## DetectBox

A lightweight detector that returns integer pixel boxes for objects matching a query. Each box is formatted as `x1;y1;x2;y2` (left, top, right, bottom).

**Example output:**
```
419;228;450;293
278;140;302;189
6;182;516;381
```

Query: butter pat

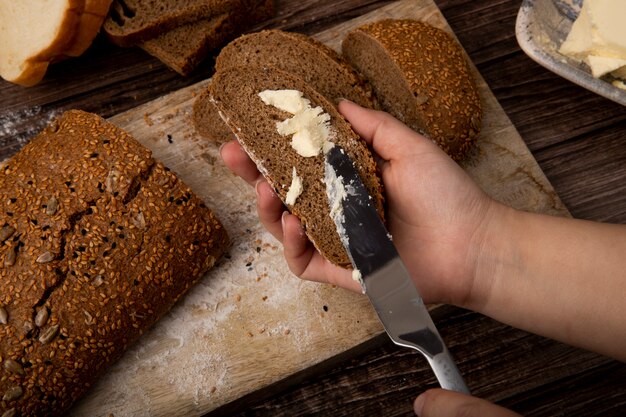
258;89;305;114
559;0;626;79
258;89;332;157
285;167;303;206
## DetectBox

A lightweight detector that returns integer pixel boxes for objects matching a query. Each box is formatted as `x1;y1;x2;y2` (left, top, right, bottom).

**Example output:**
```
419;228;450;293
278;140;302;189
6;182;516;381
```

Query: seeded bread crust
193;29;377;142
342;19;482;161
0;110;229;416
103;0;251;46
210;66;383;267
139;0;275;76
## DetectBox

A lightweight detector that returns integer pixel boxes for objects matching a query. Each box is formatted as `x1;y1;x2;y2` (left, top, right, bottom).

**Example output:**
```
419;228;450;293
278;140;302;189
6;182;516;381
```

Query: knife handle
427;349;470;394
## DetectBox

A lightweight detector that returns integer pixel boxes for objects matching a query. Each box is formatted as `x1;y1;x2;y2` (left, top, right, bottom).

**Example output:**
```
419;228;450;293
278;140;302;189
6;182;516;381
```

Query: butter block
559;0;626;80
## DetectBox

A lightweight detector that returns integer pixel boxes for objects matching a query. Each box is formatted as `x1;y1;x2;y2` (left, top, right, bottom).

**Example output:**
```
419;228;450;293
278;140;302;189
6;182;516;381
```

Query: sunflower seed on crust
45;197;59;216
0;306;7;324
3;359;24;375
36;251;54;263
38;324;59;344
35;307;49;327
4;248;16;267
2;407;17;417
0;225;15;242
2;386;22;401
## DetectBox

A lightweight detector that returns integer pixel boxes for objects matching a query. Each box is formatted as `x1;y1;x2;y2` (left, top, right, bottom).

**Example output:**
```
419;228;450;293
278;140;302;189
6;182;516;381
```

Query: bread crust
342;19;482;161
1;0;112;86
0;0;84;86
63;0;113;57
194;29;376;142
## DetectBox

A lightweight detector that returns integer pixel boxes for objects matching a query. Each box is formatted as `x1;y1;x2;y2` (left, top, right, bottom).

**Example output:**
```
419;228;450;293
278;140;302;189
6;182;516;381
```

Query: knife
324;145;469;394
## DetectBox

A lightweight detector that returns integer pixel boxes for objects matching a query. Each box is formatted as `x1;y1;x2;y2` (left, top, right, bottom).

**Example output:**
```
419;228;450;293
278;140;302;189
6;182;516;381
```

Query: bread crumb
262;296;268;301
143;113;154;126
210;386;217;394
235;294;241;302
246;331;254;337
258;328;265;334
284;329;291;335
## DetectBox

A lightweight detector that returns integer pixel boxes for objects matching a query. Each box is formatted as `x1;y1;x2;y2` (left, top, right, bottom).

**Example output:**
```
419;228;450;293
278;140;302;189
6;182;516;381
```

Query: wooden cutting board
68;1;569;416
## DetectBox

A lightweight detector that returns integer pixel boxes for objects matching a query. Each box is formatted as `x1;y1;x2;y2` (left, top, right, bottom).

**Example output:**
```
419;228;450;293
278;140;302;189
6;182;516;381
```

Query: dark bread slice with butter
210;66;384;267
342;19;482;161
193;29;376;142
104;0;247;46
139;0;275;75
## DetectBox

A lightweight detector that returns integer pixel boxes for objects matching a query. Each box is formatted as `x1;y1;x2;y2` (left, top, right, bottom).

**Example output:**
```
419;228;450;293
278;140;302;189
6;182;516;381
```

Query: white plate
516;0;626;106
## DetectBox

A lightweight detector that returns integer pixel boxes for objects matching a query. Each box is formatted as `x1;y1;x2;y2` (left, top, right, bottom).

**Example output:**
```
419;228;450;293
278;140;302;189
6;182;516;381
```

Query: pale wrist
464;201;520;313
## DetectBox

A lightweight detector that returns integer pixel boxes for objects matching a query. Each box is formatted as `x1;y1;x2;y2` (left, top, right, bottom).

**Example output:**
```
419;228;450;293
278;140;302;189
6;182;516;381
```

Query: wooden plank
62;0;570;416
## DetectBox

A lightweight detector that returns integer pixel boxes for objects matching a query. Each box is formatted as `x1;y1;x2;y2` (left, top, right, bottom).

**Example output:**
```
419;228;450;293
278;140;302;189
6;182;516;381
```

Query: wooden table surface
2;0;626;416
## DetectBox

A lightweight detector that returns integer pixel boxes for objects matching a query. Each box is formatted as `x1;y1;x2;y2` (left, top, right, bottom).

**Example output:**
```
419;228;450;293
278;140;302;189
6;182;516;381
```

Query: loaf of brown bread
139;0;275;75
0;110;228;416
342;19;482;161
193;29;377;142
210;66;383;267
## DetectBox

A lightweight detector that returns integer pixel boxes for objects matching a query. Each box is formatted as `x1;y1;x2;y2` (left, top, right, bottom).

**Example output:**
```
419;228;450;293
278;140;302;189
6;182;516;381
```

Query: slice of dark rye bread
210;66;384;268
104;0;252;46
342;19;482;162
139;0;274;76
0;110;228;415
193;29;377;142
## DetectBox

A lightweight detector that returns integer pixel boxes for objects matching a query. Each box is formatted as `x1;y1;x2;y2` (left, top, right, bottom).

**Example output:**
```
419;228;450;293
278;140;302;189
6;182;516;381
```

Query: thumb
414;389;522;417
337;99;440;162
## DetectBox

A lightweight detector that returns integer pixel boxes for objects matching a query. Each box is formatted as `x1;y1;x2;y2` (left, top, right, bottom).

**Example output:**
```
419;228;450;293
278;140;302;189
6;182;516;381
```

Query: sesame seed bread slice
0;0;84;86
210;66;384;267
139;0;275;75
103;0;248;46
0;110;228;415
342;19;482;161
193;29;377;142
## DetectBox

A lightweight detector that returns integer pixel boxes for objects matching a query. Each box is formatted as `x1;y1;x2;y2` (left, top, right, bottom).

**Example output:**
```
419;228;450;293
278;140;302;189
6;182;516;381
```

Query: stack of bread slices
0;0;113;86
103;0;275;75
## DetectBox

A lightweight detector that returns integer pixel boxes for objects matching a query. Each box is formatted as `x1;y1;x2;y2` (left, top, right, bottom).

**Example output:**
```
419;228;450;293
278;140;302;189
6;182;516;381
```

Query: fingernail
218;142;227;155
281;211;289;229
413;393;425;416
255;180;263;197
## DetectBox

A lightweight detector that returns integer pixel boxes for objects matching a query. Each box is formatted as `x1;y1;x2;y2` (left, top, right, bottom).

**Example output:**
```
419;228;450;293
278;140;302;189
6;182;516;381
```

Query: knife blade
324;144;469;393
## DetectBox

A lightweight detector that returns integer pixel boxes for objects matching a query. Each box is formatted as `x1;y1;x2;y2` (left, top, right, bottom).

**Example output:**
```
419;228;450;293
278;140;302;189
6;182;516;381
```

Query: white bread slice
0;0;84;86
63;0;112;57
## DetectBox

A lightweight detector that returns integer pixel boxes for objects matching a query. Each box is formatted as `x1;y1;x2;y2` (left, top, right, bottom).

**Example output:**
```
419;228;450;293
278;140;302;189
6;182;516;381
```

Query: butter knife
324;145;469;393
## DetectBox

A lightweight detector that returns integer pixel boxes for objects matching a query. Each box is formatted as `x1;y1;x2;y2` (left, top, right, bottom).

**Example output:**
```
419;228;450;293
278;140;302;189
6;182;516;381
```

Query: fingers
282;212;314;274
281;212;363;293
255;180;284;242
220;140;262;185
338;100;439;161
414;389;522;417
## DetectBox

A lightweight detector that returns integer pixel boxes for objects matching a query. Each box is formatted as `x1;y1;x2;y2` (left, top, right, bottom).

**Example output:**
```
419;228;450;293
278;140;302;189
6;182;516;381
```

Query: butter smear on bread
285;167;304;205
258;89;334;157
559;0;626;80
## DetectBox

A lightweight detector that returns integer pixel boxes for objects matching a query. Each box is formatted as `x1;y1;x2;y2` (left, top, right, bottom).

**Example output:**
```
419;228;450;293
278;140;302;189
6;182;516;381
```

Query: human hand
221;100;497;306
414;389;521;417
